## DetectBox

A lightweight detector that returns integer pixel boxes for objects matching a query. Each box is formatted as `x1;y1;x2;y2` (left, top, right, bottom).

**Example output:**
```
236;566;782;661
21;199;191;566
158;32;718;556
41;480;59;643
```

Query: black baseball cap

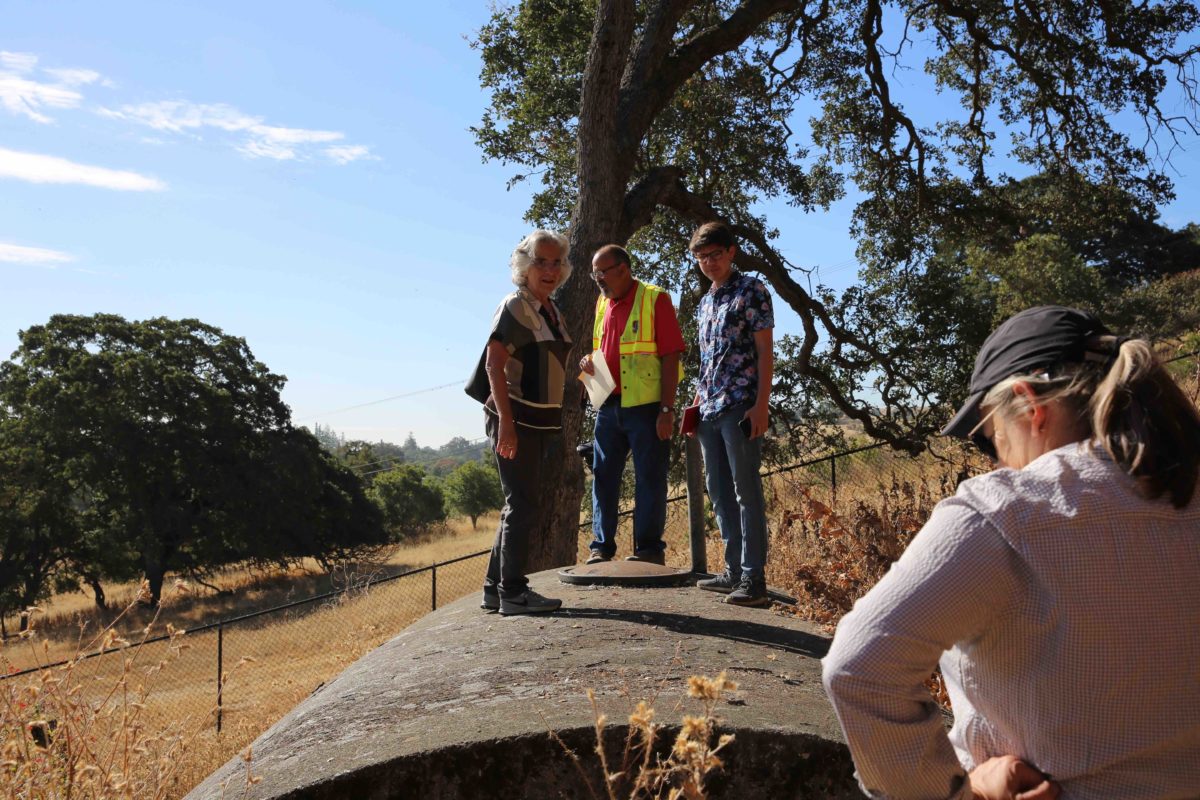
942;306;1111;444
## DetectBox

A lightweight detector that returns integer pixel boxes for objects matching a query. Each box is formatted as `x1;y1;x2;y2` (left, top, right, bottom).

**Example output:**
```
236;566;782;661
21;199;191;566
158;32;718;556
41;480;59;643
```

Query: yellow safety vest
592;282;683;408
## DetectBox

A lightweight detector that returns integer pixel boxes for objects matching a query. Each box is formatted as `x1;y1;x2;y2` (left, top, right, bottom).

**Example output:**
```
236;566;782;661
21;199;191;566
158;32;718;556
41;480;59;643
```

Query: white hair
510;229;571;290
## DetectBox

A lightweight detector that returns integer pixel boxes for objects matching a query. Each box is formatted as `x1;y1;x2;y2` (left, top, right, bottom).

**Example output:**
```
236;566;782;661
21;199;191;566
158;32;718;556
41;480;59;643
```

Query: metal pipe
686;436;707;575
216;622;224;733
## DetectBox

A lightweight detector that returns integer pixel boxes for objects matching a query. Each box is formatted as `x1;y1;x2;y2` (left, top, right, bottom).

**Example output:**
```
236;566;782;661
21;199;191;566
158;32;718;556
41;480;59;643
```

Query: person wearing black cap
822;306;1200;799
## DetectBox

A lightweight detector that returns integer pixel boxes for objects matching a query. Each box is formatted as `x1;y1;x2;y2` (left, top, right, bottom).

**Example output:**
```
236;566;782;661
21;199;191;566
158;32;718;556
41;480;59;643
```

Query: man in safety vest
579;244;685;565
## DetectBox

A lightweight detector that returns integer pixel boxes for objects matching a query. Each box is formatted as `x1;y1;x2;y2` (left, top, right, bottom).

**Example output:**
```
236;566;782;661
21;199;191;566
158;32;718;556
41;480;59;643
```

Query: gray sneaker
480;588;500;612
499;589;562;616
696;569;740;594
585;550;611;565
725;576;769;607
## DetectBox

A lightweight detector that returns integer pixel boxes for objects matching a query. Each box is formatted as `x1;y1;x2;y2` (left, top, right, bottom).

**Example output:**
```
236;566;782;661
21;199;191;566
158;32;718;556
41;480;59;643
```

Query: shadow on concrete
561;606;831;658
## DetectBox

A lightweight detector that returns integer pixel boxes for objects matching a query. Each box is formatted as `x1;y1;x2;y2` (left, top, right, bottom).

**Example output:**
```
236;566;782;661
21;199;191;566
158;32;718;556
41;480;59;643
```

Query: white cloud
0;51;38;73
0;241;74;265
0;51;108;123
43;67;103;87
101;100;367;163
325;144;375;165
0;147;166;191
0;74;84;123
1;51;371;166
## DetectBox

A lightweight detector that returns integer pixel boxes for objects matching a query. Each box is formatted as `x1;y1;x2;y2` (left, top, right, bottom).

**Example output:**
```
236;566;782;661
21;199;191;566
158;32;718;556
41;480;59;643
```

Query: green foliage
966;233;1107;323
0;419;82;622
444;460;504;528
474;0;1200;453
1109;269;1200;341
0;314;384;609
368;465;447;539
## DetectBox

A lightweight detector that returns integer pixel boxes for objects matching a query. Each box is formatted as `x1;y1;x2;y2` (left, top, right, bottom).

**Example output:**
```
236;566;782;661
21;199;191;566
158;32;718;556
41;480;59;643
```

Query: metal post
216;622;224;733
685;436;708;575
830;455;837;505
431;565;438;611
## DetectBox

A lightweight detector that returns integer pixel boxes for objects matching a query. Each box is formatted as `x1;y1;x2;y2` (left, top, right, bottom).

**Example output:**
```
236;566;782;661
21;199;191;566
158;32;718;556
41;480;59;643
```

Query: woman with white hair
823;305;1200;799
472;230;573;616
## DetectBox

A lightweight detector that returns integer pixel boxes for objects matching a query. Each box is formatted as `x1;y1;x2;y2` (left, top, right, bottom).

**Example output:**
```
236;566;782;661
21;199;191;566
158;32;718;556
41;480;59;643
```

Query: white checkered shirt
822;442;1200;799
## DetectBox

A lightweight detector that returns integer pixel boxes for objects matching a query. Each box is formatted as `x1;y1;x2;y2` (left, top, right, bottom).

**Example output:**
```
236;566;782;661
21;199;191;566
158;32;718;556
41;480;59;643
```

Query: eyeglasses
532;258;563;270
590;261;625;281
693;247;727;264
967;406;999;462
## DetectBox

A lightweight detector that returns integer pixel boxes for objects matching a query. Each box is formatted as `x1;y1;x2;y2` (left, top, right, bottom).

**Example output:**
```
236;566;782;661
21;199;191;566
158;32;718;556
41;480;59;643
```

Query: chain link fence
3;348;1194;790
1;551;489;739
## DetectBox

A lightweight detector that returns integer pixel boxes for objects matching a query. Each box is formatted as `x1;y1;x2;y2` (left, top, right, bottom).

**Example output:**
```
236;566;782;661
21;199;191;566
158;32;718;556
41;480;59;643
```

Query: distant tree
310;422;342;452
252;428;387;570
0;314;386;606
368;465;447;539
370;439;407;464
445;461;504;529
401;432;437;465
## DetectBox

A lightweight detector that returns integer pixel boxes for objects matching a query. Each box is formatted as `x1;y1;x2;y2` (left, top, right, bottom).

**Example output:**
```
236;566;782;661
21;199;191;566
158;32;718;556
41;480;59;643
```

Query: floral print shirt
696;271;773;420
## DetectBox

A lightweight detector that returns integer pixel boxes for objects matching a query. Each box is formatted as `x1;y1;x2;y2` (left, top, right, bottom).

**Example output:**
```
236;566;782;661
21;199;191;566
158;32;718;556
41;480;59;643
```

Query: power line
295;381;461;422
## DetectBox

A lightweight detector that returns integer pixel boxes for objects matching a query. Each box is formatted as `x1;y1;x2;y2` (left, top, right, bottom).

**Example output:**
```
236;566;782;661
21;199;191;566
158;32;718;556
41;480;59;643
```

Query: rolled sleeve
822;499;1022;799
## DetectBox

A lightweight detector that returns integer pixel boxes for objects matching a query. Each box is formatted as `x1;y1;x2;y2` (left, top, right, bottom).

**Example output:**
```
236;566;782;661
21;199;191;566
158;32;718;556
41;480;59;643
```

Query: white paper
580;349;616;408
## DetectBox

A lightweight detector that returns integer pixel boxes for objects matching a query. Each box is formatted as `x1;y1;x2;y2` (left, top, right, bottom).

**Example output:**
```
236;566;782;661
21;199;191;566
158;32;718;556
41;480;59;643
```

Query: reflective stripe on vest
592;282;680;407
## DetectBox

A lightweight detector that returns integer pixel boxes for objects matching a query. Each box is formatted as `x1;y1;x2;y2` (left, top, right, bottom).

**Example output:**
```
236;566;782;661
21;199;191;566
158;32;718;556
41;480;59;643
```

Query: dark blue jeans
696;401;767;580
589;398;669;557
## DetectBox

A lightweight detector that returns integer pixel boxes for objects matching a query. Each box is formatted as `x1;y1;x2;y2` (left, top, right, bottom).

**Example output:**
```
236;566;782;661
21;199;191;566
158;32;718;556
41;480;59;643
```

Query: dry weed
554;672;738;800
0;582;261;799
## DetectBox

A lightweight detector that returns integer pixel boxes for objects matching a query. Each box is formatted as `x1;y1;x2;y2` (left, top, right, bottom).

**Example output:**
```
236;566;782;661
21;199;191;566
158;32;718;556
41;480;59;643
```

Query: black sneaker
725;576;769;607
696;570;740;594
585;550;611;565
480;588;500;612
499;589;563;616
624;550;665;566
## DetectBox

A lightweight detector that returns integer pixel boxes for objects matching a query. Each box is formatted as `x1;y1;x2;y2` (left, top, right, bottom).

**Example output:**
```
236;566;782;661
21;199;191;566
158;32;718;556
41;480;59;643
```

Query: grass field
3;354;1195;798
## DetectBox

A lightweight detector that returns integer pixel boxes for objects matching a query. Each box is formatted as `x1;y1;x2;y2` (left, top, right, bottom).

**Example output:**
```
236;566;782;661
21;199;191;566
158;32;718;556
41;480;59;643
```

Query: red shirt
598;282;686;395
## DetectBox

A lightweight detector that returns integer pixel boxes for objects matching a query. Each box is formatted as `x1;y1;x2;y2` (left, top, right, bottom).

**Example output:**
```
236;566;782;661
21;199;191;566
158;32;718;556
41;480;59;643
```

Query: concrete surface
186;569;861;799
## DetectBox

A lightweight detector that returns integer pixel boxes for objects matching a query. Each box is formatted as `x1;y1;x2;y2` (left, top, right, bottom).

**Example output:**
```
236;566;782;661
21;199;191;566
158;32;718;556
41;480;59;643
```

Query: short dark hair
690;221;737;251
594;243;631;268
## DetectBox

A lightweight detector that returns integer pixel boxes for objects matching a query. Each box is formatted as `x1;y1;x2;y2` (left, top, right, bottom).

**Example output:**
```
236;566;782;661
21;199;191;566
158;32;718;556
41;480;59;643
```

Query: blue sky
3;2;1199;448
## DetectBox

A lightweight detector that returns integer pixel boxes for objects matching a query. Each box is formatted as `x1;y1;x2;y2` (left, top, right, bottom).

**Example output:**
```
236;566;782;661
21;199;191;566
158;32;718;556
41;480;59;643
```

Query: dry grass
3;513;497;664
1;515;498;799
0;585;261;799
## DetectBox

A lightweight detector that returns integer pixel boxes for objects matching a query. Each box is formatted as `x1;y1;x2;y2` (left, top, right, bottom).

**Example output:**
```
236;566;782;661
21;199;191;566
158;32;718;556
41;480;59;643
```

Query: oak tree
473;0;1199;570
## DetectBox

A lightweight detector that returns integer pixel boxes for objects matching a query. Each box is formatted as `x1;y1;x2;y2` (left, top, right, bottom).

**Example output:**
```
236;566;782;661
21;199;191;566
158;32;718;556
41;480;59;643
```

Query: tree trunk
88;576;107;610
144;562;165;607
525;0;637;574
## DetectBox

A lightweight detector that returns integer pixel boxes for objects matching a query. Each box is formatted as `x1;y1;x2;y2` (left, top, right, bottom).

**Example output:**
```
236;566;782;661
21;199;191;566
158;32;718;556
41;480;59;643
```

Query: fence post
431;565;438;611
830;454;837;505
685;436;708;575
216;621;224;734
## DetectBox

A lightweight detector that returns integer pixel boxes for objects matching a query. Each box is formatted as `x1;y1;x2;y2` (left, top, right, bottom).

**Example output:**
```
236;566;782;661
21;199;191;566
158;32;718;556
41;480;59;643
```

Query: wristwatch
660;405;673;414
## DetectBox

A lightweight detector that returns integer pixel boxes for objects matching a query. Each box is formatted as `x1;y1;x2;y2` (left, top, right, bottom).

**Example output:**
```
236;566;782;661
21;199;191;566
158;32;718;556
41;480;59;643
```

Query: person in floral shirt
687;221;774;607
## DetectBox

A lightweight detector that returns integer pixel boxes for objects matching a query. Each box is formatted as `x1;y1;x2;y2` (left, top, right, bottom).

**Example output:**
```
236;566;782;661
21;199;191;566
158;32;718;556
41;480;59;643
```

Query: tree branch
656;175;926;452
618;0;801;154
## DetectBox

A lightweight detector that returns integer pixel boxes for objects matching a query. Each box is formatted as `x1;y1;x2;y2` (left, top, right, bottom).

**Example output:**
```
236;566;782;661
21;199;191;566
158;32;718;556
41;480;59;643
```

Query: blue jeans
589;398;669;557
696;401;767;580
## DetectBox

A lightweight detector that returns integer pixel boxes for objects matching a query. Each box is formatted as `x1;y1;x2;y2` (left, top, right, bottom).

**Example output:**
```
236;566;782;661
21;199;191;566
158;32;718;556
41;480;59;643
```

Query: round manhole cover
557;560;695;587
